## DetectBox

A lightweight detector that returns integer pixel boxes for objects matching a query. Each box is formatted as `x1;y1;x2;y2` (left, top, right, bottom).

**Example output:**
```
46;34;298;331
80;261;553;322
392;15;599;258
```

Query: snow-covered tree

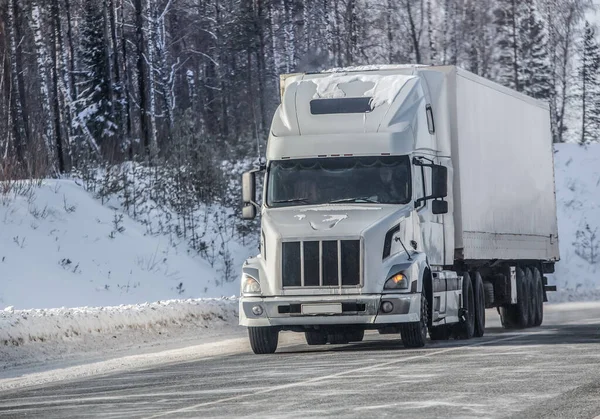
76;2;116;153
578;21;600;144
518;0;552;100
493;0;521;90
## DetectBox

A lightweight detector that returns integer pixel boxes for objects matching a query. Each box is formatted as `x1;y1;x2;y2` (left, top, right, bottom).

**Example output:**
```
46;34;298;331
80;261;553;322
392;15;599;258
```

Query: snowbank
550;143;600;302
0;179;254;310
0;297;237;347
0;298;240;373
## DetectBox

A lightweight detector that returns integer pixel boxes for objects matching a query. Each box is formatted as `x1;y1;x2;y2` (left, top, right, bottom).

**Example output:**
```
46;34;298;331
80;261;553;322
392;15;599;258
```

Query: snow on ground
0;298;242;382
0;179;254;310
549;143;600;302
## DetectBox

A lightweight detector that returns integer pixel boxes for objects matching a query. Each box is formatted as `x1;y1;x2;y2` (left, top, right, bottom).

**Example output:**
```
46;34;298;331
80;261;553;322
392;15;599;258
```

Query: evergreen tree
579;21;600;144
519;0;552;100
493;0;520;90
76;2;115;153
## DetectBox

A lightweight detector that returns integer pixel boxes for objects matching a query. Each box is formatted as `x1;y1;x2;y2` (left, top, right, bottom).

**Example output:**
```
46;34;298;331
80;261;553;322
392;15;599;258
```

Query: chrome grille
282;240;361;287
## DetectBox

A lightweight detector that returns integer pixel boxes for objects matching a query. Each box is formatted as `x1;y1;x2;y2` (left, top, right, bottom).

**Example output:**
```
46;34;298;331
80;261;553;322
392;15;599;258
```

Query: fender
382;251;429;294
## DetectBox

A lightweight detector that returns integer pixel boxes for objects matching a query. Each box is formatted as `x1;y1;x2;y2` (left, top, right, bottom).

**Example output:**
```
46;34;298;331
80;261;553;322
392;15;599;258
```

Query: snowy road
1;304;600;418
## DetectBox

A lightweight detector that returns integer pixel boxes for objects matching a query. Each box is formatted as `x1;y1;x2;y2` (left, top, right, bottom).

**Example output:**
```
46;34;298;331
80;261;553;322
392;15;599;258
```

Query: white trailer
240;65;559;354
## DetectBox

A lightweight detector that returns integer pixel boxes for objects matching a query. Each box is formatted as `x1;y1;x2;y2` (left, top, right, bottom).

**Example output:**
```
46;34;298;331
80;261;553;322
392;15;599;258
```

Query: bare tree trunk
31;3;56;169
406;0;422;63
119;0;133;159
146;0;158;155
51;0;66;173
303;0;310;56
64;0;77;101
345;0;356;65
283;0;295;72
510;0;519;91
386;0;394;64
7;0;30;165
134;0;151;157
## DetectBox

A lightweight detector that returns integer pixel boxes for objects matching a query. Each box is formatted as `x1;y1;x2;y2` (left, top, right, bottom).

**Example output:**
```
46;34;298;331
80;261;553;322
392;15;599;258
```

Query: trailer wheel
499;305;519;329
248;326;279;354
305;330;328;345
526;268;536;327
472;272;486;337
401;294;428;348
532;268;544;327
429;325;451;340
515;267;530;328
454;272;475;339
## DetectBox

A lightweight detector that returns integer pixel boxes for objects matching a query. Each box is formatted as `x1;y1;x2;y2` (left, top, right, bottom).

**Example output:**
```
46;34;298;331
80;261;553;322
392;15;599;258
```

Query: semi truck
239;65;559;354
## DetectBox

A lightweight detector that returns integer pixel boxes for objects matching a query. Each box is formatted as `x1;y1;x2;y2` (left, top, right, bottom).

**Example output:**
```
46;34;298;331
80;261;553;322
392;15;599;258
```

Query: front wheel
401;294;428;348
248;326;279;354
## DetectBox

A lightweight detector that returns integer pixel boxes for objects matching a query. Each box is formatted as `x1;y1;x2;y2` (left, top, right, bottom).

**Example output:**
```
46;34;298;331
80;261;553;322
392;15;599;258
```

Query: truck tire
454;272;475;339
499;305;519;329
526;268;536;327
472;272;486;337
429;325;451;340
346;329;365;342
515;267;530;328
401;294;428;348
305;330;328;345
483;281;495;307
248;326;279;354
532;267;544;327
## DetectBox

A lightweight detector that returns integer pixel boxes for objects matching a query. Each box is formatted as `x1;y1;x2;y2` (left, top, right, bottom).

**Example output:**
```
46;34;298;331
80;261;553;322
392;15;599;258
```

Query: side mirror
432;200;448;215
242;172;256;204
431;165;447;199
242;205;257;220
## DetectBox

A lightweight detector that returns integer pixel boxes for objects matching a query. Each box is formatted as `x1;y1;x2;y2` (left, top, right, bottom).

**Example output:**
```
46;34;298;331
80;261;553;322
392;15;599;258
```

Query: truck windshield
267;155;411;207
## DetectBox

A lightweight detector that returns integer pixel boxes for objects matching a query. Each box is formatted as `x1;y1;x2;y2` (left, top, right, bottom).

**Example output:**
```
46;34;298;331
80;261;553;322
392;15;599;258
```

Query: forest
0;0;598;184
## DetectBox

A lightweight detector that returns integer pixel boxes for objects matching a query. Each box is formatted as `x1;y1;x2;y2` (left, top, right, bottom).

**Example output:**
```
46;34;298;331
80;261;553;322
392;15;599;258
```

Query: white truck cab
240;65;559;354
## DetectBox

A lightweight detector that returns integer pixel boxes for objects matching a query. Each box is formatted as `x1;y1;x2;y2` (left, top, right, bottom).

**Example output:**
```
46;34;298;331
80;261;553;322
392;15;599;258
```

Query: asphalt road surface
1;304;600;419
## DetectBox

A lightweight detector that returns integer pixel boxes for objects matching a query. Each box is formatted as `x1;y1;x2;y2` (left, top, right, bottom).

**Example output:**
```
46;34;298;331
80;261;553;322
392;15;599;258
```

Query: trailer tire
532;268;544;327
454;272;475;339
515;267;530;328
472;272;486;337
499;305;519;329
429;325;451;340
401;294;428;348
248;327;279;354
305;330;328;345
526;268;536;327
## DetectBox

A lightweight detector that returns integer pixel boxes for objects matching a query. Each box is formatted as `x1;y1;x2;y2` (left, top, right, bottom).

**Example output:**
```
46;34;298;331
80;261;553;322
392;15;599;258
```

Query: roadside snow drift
0;298;237;348
0;179;253;310
551;143;600;301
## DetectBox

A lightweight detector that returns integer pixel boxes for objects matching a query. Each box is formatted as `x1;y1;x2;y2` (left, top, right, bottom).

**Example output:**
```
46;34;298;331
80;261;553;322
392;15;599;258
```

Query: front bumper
239;293;421;327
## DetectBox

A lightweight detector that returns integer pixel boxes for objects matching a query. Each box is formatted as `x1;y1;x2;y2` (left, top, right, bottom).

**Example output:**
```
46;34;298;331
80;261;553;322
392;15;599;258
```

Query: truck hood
263;204;410;239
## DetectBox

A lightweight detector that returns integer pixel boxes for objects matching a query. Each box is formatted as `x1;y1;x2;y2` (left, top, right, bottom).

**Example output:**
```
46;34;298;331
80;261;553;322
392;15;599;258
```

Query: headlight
384;273;409;290
242;274;261;294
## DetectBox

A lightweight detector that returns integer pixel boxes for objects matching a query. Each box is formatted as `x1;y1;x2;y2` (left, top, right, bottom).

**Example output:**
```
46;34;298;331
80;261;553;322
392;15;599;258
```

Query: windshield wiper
272;198;310;204
328;197;379;204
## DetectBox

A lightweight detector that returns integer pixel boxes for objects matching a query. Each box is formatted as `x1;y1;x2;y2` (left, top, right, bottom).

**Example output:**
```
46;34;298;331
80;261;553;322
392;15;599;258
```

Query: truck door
413;158;445;266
